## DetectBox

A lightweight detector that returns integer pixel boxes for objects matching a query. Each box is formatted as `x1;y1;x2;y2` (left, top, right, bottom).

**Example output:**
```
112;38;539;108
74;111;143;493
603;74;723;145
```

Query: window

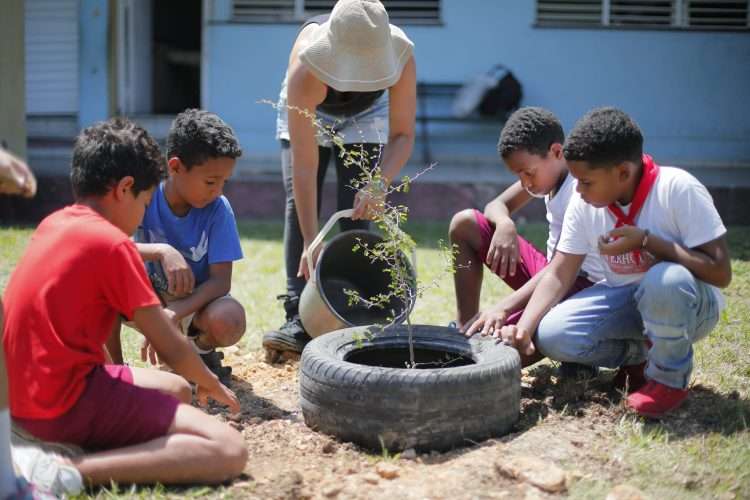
233;0;441;24
536;0;749;29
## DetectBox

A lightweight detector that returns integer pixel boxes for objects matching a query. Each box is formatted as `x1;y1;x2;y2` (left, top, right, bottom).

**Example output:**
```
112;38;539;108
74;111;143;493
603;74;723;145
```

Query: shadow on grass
643;383;750;438
514;363;750;440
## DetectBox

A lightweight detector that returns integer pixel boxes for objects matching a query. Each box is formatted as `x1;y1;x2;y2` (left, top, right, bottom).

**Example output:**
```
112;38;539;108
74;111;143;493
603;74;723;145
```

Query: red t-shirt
2;204;160;419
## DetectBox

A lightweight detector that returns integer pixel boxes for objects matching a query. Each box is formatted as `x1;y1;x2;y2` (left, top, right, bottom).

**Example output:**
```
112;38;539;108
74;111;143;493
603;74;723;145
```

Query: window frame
231;0;442;25
535;0;750;31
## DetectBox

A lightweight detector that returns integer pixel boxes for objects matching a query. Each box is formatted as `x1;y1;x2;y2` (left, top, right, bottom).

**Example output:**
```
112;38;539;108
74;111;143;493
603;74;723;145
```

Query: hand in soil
197;380;241;413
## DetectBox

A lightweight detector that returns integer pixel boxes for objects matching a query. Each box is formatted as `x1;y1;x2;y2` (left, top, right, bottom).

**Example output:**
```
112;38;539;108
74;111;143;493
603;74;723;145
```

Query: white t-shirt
545;173;605;283
557;166;726;303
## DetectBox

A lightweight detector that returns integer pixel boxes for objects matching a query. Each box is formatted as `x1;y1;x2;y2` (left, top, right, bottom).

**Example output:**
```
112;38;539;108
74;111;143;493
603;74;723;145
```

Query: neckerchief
607;154;659;264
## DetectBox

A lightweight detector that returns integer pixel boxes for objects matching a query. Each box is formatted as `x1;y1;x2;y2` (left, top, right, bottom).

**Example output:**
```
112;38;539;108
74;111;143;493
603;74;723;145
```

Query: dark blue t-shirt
136;183;243;286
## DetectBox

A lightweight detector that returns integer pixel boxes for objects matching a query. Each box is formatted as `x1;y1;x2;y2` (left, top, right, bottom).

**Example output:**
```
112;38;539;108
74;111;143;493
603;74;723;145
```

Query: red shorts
15;365;180;450
473;209;593;324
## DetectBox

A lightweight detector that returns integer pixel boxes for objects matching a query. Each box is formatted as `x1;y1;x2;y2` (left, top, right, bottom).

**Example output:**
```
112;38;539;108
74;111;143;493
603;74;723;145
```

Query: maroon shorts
15;365;180;450
473;209;593;324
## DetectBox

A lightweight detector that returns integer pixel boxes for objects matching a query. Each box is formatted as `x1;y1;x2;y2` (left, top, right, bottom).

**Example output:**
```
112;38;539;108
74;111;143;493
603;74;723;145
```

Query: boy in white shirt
451;107;604;370
499;107;731;417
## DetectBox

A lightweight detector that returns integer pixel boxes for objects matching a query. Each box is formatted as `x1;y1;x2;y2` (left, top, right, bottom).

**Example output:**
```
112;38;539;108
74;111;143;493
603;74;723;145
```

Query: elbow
715;267;732;289
217;282;232;297
389;131;415;147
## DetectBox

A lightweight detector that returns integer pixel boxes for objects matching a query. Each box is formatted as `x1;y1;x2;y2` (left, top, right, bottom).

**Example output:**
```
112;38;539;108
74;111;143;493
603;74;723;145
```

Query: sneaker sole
262;334;305;354
11;425;84;458
629;399;686;418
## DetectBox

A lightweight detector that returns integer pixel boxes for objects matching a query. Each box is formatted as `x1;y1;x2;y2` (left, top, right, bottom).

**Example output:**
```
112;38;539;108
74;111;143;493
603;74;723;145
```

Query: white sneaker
10;428;83;498
7;477;58;500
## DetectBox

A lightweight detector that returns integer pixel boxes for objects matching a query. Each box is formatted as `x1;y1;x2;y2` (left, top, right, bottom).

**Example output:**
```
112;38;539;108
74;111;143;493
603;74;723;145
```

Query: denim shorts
275;74;390;146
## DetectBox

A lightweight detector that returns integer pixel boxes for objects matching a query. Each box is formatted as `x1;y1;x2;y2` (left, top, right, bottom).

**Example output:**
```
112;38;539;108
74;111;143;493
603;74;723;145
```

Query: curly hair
166;109;243;169
563;107;643;168
497;107;565;159
70;118;164;199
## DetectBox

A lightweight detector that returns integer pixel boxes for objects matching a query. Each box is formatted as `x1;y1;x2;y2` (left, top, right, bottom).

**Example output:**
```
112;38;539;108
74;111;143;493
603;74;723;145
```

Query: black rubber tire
299;325;521;451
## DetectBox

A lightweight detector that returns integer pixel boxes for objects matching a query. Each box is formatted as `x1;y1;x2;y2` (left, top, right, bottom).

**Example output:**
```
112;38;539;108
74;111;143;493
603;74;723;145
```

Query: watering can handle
306;208;354;284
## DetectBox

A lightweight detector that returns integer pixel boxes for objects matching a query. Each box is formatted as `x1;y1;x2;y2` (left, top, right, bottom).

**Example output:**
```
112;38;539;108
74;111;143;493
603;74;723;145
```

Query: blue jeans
535;262;720;389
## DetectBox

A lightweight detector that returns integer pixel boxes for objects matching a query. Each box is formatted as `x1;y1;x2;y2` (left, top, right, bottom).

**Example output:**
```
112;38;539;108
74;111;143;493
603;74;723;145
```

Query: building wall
0;0;26;158
204;0;750;167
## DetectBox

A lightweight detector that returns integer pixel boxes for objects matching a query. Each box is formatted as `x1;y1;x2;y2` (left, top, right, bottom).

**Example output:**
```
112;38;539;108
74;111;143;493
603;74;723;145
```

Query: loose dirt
194;349;640;499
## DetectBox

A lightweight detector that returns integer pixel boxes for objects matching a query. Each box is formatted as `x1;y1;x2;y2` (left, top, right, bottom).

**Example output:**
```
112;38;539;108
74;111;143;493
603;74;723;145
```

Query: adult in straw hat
263;0;416;358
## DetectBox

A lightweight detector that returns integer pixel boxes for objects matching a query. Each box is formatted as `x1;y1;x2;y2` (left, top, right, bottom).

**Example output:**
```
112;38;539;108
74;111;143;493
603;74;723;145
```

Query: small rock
248;417;263;425
605;484;645;500
375;462;400;480
322;484;343;497
495;455;567;493
322;441;337;454
362;473;380;484
400;448;417;460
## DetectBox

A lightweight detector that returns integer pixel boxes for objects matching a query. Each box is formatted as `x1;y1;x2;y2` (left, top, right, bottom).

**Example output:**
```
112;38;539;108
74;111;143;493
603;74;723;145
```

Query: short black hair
497;107;565;159
70;118;164;199
166;109;242;169
564;107;643;168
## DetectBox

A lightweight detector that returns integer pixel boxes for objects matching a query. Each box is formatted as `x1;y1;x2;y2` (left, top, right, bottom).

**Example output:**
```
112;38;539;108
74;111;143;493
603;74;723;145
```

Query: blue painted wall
78;0;109;129
205;1;750;166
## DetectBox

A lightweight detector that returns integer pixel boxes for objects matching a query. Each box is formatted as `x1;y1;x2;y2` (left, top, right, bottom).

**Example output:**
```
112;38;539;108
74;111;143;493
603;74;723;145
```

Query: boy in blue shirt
114;109;245;384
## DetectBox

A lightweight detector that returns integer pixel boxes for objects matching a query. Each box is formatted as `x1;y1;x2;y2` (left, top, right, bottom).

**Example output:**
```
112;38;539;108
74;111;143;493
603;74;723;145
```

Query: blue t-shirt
136;183;243;286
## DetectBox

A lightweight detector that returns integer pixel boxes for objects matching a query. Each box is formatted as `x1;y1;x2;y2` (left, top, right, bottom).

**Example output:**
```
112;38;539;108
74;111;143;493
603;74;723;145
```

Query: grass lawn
1;221;748;499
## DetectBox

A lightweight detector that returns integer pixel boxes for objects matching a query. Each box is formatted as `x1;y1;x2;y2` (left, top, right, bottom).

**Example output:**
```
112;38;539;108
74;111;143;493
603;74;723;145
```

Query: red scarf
607;154;659;264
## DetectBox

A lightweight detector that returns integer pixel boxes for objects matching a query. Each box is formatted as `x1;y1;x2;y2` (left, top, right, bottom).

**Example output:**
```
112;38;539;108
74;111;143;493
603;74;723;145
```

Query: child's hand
197;379;241;414
140;338;160;365
486;221;518;278
158;244;195;297
463;303;510;338
598;225;647;256
496;325;535;356
0;148;36;197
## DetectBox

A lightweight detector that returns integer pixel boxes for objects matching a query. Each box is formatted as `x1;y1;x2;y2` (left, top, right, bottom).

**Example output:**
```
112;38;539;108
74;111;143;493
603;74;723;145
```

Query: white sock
0;410;18;498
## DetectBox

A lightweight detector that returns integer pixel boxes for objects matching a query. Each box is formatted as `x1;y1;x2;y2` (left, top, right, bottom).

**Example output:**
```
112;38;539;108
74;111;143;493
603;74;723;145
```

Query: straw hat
298;0;414;93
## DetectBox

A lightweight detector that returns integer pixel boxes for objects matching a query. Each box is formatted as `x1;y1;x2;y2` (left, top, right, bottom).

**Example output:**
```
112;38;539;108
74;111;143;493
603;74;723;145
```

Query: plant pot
299;325;521;452
299;210;416;338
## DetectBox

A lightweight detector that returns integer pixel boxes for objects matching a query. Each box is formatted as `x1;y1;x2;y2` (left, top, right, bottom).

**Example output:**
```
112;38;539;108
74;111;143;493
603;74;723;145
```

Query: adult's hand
351;180;386;220
297;243;323;281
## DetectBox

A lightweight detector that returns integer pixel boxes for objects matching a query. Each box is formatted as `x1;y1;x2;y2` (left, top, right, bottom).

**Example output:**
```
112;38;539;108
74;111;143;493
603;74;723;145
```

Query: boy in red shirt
3;119;247;496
